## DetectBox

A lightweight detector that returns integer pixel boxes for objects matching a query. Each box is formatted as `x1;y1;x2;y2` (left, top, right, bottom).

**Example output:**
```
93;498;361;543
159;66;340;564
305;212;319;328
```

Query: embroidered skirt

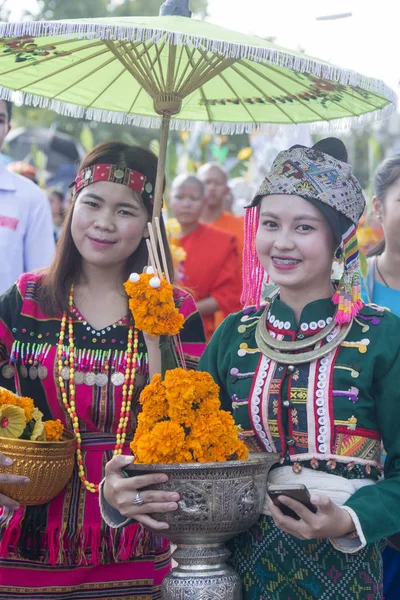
228;516;383;600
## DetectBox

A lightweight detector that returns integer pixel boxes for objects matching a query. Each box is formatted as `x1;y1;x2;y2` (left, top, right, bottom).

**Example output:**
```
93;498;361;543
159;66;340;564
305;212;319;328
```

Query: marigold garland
124;273;184;337
131;368;248;464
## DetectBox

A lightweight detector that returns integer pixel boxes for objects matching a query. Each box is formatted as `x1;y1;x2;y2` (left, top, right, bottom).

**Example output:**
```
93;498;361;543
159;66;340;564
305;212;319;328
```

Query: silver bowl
126;452;278;599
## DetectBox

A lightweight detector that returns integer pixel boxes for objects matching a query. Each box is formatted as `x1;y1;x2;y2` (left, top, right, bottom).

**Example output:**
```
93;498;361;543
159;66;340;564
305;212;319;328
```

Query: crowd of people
0;96;399;600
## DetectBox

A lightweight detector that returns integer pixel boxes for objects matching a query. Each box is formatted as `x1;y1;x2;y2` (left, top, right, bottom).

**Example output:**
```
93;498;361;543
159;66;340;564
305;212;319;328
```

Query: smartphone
267;484;317;520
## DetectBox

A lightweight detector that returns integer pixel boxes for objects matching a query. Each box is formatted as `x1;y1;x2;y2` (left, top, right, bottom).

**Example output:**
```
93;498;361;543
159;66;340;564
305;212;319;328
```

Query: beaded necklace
58;286;139;493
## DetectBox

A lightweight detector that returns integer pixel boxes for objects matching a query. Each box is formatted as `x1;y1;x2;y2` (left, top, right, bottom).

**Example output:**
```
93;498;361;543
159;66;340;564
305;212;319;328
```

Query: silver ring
133;492;144;506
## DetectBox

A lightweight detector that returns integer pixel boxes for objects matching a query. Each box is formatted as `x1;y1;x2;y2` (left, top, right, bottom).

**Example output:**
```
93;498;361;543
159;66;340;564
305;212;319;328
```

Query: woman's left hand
268;494;355;540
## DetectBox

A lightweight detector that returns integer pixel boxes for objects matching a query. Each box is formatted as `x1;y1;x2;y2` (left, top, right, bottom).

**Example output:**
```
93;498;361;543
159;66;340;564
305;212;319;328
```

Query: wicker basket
0;430;76;505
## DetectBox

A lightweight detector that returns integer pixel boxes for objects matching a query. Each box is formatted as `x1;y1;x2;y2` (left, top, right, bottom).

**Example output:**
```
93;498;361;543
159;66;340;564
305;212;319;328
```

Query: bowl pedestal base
162;544;241;599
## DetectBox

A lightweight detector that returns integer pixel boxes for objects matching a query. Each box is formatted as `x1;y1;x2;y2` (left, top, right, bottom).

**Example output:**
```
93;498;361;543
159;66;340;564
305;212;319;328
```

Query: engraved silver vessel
126;452;278;599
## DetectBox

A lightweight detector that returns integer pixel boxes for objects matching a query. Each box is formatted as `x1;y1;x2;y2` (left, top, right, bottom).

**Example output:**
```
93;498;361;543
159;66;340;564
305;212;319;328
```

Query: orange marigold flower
133;421;187;464
124;273;184;336
130;369;248;464
0;388;34;422
44;419;64;441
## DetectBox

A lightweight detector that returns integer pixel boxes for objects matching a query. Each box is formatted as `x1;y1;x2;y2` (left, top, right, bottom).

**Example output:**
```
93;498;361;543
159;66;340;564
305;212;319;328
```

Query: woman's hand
103;455;179;532
268;494;355;540
0;453;30;511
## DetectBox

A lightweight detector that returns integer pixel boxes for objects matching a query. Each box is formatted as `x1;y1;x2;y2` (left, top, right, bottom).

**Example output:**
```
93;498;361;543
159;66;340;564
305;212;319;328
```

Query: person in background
47;188;65;242
169;173;241;341
0;100;55;293
361;156;400;600
197;162;244;260
363;156;400;311
7;161;38;184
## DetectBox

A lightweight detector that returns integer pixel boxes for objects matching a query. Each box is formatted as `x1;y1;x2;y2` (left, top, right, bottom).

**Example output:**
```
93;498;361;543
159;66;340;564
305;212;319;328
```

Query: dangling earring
334;247;342;261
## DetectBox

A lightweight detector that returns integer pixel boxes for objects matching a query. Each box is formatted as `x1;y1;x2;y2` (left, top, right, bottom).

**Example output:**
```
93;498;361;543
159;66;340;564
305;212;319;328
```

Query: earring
334;247;342;261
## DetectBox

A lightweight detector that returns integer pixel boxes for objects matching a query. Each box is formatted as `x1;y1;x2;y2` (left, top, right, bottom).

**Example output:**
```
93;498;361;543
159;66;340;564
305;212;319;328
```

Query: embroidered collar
267;297;336;336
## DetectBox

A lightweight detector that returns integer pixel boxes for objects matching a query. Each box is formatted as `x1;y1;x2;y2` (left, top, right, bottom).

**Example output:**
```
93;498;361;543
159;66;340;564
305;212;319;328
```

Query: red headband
74;164;154;203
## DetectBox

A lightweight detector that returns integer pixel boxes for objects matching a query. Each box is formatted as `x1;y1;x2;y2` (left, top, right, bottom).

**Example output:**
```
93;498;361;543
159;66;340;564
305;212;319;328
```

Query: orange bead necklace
58;286;139;493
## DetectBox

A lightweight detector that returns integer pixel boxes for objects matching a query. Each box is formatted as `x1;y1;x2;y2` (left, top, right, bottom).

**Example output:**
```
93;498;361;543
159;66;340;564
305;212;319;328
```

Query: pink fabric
0;273;205;596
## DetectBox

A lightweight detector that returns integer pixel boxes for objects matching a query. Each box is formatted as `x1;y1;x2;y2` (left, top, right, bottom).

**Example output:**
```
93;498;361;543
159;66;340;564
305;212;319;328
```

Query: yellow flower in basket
0;388;76;506
0;405;26;438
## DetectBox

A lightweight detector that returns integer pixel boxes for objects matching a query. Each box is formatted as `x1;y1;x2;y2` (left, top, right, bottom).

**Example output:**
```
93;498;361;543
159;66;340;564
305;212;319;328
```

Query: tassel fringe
333;226;364;323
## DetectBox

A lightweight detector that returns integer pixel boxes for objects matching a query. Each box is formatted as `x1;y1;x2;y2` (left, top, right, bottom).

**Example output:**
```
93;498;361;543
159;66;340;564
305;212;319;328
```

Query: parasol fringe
0;19;396;105
0;83;395;134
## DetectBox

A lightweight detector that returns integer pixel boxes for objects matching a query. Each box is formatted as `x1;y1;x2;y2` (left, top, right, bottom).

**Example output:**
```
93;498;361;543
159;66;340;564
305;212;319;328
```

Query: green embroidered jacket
198;297;400;544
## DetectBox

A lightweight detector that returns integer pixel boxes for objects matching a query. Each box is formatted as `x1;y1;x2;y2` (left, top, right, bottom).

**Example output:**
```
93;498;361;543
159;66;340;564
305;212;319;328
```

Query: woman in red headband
0;141;206;599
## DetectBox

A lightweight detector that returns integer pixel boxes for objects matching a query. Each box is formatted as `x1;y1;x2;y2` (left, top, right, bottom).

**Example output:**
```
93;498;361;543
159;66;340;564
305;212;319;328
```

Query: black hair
368;156;400;257
3;100;12;123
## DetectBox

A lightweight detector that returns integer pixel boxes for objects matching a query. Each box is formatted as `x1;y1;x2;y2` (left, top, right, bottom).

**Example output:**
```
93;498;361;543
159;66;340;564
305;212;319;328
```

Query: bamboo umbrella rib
199;85;213;122
153;43;167;92
229;64;297;125
166;44;176;92
123;41;165;96
104;40;158;95
0;39;104;77
81;65;127;109
126;39;164;92
143;38;169;91
127;84;146;113
126;51;166;113
124;39;169;94
174;45;198;92
258;60;371;116
14;47;112;93
217;71;257;123
241;60;365;119
183;55;238;98
329;83;385;111
238;60;335;122
183;46;212;121
179;46;237;96
172;44;186;90
118;40;159;91
178;48;223;94
126;44;168;113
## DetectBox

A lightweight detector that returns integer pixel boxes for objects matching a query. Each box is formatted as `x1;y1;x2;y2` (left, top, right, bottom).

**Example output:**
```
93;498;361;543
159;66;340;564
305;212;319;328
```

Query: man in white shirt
0;100;55;294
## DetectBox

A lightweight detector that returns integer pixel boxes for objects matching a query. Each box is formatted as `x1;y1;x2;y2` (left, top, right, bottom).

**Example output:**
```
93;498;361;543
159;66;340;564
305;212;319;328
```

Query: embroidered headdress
243;138;366;323
73;163;155;205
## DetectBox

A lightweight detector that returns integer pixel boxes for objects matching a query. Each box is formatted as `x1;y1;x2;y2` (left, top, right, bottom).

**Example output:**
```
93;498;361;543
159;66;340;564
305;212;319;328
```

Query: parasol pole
152;40;180;223
152;1;192;221
152;113;172;222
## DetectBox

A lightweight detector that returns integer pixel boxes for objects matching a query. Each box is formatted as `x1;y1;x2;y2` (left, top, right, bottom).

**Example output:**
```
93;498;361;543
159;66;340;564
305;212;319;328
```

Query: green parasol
0;0;396;218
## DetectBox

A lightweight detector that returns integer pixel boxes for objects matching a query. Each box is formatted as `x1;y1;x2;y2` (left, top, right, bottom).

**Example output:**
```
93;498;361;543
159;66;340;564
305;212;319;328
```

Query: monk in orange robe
197;162;244;260
197;162;244;327
169;174;241;341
